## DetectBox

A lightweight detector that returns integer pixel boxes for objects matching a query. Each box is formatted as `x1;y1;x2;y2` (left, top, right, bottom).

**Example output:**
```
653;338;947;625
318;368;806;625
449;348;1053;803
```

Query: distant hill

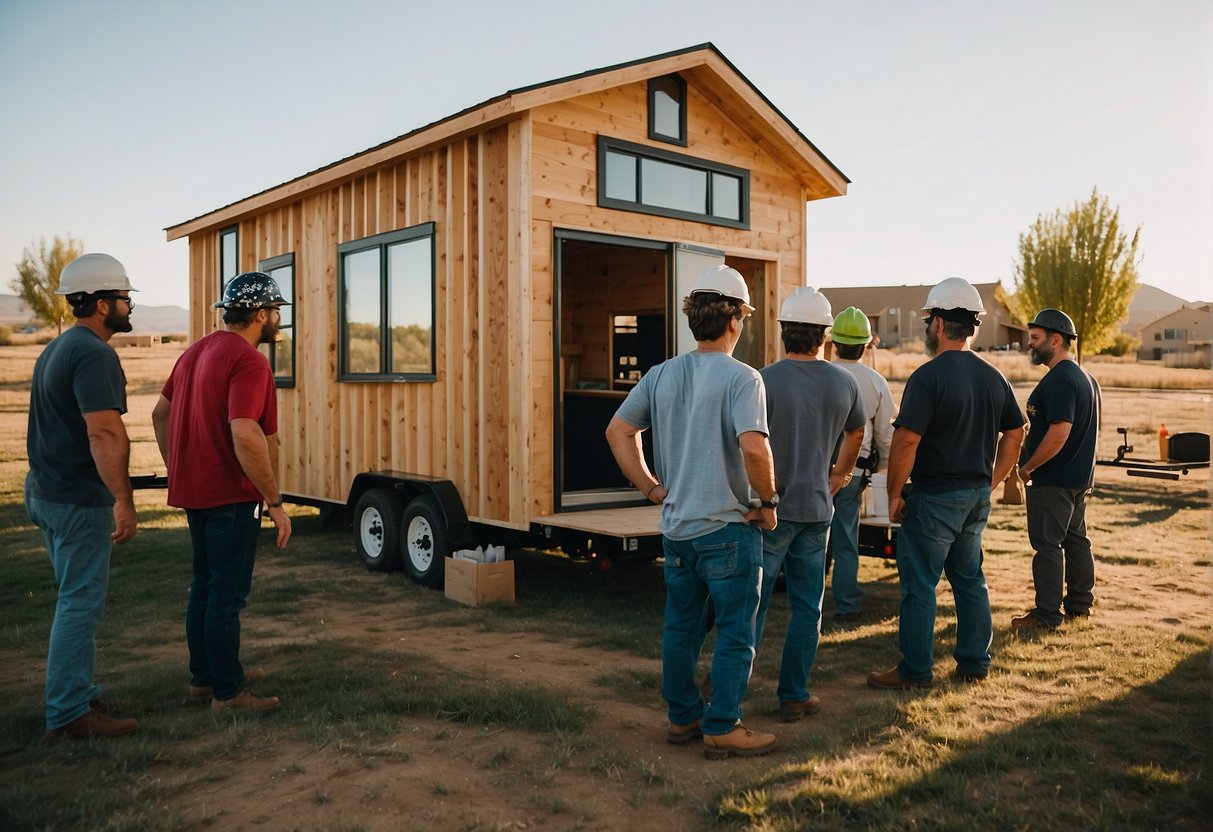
0;293;188;334
1125;284;1189;333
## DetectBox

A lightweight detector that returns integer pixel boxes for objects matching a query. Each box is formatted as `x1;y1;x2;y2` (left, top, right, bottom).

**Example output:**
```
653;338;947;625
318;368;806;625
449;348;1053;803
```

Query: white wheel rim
407;515;434;571
360;508;385;558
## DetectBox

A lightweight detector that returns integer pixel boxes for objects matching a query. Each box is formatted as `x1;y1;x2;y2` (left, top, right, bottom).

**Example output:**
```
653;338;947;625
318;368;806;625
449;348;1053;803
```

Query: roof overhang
166;43;848;241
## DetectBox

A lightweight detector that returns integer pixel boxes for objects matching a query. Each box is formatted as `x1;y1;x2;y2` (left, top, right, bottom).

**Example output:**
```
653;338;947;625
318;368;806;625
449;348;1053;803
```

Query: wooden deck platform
530;505;662;538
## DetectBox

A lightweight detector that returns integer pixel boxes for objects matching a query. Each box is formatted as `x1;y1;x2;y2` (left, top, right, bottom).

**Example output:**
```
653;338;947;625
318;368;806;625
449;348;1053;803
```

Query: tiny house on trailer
165;44;849;586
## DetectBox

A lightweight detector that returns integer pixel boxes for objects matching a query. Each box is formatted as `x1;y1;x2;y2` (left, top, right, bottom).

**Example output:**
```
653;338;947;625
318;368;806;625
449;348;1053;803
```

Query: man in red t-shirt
152;272;292;714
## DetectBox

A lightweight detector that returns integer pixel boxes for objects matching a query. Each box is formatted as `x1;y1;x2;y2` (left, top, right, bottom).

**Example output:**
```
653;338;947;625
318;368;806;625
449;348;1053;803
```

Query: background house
819;282;1024;351
1137;303;1212;366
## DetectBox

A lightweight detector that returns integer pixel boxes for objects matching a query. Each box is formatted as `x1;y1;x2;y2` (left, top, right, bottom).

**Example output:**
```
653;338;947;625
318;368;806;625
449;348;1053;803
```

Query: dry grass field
0;341;1209;831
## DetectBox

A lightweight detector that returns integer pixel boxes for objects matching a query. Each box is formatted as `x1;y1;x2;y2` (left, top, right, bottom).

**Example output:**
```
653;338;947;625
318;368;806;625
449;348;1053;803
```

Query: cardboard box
444;557;515;607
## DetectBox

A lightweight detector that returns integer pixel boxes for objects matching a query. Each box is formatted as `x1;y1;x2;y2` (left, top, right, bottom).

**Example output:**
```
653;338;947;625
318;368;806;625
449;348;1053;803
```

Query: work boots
43;710;139;742
702;723;777;760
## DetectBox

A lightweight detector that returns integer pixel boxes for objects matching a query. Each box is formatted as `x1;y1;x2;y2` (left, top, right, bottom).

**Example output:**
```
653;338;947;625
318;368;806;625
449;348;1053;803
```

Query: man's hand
744;505;777;530
266;504;292;548
111;498;137;544
889;494;907;524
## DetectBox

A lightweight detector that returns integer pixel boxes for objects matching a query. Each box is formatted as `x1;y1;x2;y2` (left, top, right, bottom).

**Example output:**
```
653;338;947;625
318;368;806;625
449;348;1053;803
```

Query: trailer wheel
402;495;448;588
354;489;403;571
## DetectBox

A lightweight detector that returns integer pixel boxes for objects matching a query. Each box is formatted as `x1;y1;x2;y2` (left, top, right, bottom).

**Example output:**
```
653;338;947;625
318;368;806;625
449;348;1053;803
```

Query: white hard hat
57;253;138;295
690;265;755;314
778;286;833;325
921;277;984;314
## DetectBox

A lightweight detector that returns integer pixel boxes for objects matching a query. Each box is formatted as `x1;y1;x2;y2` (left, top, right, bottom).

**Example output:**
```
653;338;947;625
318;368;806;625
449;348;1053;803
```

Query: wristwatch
748;493;780;509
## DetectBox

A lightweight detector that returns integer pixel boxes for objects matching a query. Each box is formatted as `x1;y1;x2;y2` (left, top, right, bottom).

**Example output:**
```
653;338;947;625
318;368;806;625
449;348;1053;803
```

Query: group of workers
606;267;1100;759
25;253;1099;757
26;254;291;740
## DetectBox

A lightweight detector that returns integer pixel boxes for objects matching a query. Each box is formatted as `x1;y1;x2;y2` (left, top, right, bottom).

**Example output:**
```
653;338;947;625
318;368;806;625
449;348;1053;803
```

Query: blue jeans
896;487;993;682
185;503;261;699
829;476;865;615
25;490;113;730
662;523;762;736
755;520;830;704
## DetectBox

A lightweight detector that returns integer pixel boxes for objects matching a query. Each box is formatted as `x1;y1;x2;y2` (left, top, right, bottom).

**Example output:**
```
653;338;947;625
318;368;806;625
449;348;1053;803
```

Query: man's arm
886;425;921;523
151;394;171;467
230;418;291;548
1017;421;1070;482
605;415;664;503
830;427;864;495
738;430;777;530
83;409;136;544
994;425;1027;487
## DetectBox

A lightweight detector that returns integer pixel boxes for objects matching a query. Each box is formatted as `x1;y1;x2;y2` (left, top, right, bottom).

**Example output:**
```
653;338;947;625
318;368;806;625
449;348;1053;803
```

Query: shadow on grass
719;649;1212;831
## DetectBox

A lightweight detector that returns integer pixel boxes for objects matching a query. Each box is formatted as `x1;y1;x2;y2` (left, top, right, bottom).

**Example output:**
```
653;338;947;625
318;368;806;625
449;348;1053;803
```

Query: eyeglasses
107;295;135;310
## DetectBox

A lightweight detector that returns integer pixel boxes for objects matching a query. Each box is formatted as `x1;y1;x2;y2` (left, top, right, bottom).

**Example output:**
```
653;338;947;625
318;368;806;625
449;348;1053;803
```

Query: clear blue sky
2;0;1209;308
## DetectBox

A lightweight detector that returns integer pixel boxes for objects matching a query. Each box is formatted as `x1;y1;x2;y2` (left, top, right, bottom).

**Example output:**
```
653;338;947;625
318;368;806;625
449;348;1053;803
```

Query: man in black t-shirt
867;278;1025;690
1011;309;1101;630
26;253;141;741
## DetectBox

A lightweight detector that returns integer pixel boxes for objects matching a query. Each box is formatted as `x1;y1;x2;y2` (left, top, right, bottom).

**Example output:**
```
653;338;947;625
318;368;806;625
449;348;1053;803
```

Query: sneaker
185;667;268;705
867;667;931;690
779;696;822;722
1011;611;1058;631
43;710;139;742
211;690;281;714
703;724;777;760
833;611;862;623
666;718;703;745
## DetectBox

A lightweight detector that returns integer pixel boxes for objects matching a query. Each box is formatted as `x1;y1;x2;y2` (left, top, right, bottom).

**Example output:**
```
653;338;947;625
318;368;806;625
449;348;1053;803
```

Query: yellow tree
11;235;85;334
1013;188;1140;362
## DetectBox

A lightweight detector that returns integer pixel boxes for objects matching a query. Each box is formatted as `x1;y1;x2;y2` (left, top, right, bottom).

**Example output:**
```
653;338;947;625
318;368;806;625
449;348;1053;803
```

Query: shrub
1098;331;1140;358
0;325;11;346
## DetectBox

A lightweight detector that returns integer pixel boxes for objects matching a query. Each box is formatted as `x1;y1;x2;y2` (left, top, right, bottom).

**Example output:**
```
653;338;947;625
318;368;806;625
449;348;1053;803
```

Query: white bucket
865;472;889;520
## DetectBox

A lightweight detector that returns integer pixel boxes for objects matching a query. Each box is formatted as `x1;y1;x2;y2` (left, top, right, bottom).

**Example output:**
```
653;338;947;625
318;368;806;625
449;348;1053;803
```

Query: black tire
353;489;403;571
401;495;448;588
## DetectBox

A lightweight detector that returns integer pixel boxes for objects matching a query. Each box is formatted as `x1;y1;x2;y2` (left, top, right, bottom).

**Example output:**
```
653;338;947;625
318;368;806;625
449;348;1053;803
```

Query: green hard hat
831;306;873;345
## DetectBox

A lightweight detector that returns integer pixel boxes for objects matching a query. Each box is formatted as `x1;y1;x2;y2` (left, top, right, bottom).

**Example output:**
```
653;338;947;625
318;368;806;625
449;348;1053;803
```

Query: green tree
1012;188;1141;362
10;235;84;334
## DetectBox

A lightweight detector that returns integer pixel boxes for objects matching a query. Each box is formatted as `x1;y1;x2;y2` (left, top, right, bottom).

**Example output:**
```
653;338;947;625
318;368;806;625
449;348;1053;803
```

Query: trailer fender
347;471;473;546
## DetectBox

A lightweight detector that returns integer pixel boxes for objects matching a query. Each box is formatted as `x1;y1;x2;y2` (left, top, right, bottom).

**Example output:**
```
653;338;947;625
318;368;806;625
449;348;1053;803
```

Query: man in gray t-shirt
607;265;779;760
753;288;865;723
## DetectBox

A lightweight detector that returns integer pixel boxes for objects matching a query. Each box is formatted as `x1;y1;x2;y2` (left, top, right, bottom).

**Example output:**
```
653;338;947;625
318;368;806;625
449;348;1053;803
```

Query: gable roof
166;43;849;240
1137;302;1213;333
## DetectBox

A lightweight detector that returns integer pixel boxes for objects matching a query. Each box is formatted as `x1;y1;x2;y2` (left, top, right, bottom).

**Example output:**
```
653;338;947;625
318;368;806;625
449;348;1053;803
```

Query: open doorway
554;231;767;510
555;232;667;508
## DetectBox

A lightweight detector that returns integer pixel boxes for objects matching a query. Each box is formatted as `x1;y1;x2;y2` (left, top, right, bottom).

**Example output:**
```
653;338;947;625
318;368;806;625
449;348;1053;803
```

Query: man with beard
1011;309;1100;630
26;253;141;740
868;277;1024;690
152;272;291;714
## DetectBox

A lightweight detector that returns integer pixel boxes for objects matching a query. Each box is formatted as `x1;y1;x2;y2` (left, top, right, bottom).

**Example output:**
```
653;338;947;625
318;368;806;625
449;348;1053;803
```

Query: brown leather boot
211;690;281;714
703;724;777;760
778;695;822;722
43;710;139;742
185;667;268;705
666;718;703;745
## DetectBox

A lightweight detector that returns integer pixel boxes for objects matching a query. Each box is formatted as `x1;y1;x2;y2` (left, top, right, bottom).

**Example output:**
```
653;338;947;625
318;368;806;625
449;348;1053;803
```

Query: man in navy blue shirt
1012;309;1101;630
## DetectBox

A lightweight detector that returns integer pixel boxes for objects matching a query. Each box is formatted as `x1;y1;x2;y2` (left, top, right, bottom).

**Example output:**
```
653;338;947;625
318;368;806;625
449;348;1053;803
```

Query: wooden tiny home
165;43;848;581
